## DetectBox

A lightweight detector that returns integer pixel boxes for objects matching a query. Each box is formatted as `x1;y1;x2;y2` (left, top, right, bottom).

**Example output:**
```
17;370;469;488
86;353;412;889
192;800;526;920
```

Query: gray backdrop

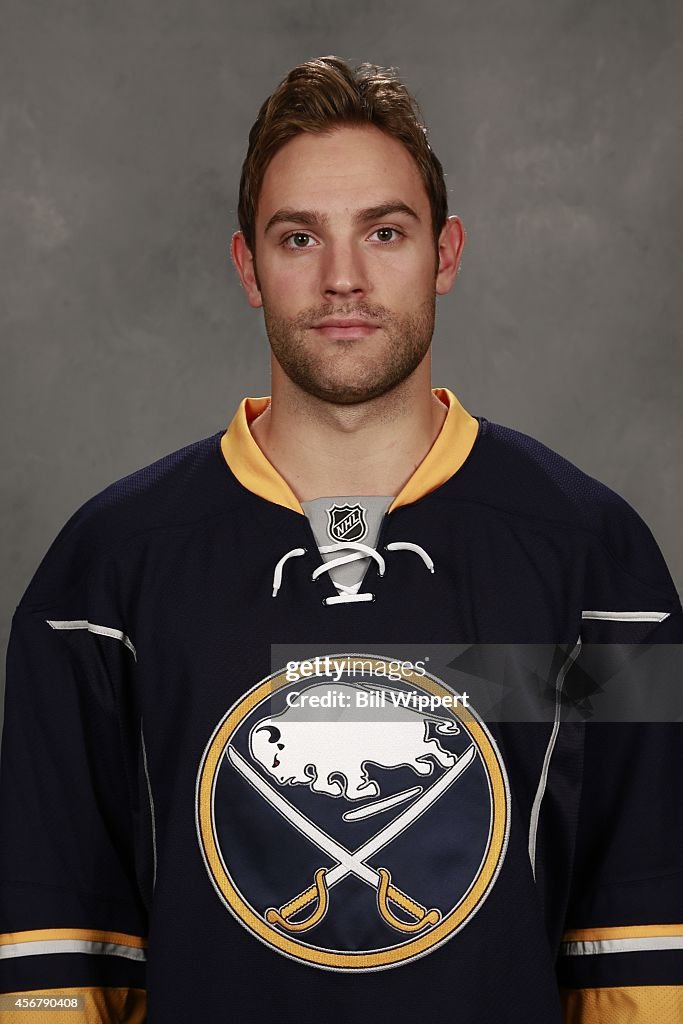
2;1;682;711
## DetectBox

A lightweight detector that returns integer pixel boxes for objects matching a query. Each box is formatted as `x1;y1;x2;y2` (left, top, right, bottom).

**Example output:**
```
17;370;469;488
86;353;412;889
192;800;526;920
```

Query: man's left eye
372;228;401;242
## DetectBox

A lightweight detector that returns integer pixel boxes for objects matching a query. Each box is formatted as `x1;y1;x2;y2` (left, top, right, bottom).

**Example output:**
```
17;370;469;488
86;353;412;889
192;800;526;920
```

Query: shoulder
465;418;644;528
458;418;676;593
17;429;230;609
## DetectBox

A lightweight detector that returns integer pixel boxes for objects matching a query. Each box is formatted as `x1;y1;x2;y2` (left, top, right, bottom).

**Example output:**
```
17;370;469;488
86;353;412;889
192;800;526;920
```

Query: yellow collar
220;387;479;513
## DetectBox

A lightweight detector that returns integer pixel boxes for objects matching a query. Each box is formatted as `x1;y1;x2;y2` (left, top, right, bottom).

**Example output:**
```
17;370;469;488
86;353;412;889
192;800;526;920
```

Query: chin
302;378;403;405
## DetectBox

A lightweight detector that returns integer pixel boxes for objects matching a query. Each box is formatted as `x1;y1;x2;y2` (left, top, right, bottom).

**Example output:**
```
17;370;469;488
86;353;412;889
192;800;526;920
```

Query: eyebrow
263;200;421;236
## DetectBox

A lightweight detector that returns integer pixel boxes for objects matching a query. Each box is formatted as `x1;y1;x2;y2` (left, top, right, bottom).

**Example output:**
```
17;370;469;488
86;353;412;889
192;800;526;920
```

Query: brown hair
237;55;448;264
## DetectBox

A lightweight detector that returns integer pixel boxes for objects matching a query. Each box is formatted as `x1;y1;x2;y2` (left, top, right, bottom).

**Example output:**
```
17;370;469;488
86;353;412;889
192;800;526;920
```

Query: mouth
311;324;380;338
272;755;280;768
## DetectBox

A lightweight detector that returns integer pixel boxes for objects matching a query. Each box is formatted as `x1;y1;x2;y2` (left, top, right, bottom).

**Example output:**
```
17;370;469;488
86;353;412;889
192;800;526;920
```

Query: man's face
235;125;462;405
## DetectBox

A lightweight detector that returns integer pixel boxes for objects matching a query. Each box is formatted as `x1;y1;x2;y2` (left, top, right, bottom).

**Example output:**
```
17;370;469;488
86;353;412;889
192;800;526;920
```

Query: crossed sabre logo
227;743;476;934
196;658;510;971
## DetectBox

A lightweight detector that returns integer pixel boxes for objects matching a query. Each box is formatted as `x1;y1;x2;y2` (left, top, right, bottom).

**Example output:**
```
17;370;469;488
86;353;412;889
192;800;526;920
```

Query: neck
249;357;446;501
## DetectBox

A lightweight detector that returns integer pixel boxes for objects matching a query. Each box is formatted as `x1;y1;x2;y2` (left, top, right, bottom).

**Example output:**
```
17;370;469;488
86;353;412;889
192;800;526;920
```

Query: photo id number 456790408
0;994;85;1011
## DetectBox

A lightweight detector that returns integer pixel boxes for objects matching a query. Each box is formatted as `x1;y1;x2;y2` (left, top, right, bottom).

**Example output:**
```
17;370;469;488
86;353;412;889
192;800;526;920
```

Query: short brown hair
237;55;448;263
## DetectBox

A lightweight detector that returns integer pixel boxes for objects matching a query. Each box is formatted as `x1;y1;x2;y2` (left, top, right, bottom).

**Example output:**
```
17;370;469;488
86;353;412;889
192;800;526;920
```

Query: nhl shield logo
195;655;510;972
326;503;368;543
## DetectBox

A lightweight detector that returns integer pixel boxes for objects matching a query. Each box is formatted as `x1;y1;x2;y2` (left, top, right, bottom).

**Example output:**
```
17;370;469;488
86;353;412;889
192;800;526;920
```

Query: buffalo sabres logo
326;503;368;543
195;655;510;971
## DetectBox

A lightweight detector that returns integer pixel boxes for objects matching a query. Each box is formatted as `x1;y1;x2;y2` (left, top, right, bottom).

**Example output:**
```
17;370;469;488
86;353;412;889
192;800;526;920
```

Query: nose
320;240;369;300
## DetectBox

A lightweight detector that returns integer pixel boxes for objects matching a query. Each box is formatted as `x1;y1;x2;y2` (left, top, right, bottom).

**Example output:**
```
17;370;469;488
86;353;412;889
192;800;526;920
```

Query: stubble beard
262;293;437;406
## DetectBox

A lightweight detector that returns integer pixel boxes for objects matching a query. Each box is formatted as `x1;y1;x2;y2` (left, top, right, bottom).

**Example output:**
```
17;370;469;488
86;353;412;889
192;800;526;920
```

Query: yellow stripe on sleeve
563;925;683;943
0;928;147;947
562;985;683;1023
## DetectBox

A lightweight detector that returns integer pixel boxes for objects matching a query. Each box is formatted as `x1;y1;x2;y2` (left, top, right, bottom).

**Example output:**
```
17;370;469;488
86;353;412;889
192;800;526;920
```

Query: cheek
376;260;436;307
259;258;315;304
371;243;436;282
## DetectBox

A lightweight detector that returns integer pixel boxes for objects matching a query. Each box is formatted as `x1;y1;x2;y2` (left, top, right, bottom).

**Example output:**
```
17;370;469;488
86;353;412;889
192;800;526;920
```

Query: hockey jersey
1;386;682;1022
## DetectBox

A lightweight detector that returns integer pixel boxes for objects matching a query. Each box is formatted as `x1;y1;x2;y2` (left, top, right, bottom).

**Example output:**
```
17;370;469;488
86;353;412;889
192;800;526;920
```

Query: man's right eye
282;232;316;249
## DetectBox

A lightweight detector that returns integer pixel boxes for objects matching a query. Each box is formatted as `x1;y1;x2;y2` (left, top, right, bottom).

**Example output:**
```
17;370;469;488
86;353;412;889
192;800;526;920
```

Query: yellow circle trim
197;657;508;970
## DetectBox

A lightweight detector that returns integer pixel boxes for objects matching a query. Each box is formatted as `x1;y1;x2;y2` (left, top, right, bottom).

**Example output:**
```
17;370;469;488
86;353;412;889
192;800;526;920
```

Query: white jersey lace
271;541;435;605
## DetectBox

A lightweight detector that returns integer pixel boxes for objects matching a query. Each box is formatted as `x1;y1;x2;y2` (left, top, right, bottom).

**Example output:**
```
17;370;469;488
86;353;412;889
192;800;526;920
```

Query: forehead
257;125;429;224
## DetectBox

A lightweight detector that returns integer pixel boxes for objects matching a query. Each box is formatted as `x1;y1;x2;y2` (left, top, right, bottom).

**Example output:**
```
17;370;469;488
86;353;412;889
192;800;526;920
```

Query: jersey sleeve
0;603;149;1022
558;605;683;1022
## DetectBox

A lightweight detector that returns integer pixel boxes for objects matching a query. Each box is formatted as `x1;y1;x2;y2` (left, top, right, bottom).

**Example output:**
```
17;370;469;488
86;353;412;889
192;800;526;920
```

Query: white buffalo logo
248;682;459;800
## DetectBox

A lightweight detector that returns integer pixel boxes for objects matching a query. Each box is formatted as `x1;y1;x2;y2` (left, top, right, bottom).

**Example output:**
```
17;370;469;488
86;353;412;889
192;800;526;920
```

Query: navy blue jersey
1;388;682;1022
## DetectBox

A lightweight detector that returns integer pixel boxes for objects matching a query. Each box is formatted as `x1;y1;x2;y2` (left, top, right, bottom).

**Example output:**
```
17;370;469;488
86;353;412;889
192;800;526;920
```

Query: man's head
231;56;465;405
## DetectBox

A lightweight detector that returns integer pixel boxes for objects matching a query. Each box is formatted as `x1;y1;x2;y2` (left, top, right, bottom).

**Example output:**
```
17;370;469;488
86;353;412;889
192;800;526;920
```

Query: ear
435;215;466;296
230;230;263;308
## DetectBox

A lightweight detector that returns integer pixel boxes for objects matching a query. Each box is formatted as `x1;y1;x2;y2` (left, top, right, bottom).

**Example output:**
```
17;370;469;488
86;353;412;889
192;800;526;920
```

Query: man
1;55;681;1023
